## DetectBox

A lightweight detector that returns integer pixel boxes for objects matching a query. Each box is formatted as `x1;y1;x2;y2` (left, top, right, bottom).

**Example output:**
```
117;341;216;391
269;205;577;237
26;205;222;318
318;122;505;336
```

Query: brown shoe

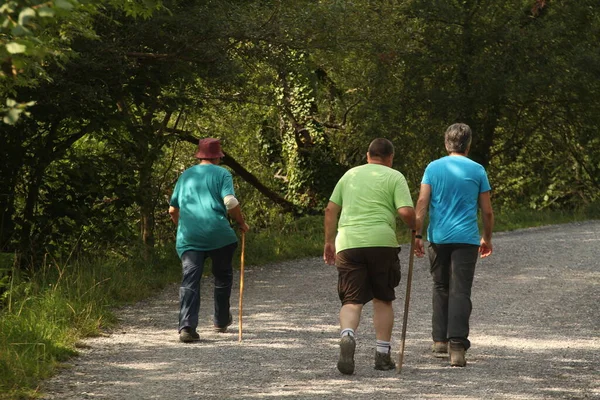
179;327;200;343
374;350;396;371
337;335;356;375
213;313;233;333
449;341;466;367
431;341;448;358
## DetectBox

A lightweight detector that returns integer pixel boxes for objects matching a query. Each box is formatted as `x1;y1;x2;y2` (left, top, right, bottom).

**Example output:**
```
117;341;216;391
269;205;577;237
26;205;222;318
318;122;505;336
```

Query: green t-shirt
329;163;413;252
170;164;238;258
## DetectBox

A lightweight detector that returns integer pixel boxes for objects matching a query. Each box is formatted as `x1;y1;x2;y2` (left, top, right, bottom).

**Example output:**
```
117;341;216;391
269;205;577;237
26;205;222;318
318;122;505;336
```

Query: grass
0;204;599;399
0;247;181;399
240;215;324;267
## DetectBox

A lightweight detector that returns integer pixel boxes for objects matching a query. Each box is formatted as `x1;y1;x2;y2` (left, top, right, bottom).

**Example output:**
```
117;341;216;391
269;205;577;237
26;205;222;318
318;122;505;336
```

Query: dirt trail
42;221;600;399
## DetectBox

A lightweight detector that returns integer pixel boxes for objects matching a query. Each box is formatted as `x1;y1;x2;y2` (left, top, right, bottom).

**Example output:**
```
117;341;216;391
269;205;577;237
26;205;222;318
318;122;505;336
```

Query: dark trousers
179;242;238;332
427;243;479;350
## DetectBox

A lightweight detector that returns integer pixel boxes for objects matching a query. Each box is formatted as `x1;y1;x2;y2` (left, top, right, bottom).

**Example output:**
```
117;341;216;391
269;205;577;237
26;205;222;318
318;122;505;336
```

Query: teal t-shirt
329;163;414;252
422;156;491;245
170;164;238;258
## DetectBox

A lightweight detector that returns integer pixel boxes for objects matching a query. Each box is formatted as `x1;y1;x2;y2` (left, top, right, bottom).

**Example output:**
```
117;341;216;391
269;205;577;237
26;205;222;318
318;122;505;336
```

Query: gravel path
41;221;600;399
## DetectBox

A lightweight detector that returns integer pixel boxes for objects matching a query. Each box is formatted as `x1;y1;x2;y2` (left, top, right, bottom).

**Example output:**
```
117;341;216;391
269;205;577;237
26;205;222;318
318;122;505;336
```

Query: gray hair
444;123;472;153
368;138;394;158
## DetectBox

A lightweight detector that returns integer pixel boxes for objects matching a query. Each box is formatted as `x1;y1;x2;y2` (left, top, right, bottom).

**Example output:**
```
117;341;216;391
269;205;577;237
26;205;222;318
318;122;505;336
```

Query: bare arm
397;206;416;231
169;206;179;225
228;204;249;233
414;183;431;257
478;191;494;257
324;201;341;265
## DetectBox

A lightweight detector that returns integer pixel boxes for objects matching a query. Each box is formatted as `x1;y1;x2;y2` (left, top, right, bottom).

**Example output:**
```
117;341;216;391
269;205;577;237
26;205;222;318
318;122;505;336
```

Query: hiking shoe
449;340;466;367
374;350;396;371
213;313;233;333
179;327;200;343
337;335;356;375
431;341;448;358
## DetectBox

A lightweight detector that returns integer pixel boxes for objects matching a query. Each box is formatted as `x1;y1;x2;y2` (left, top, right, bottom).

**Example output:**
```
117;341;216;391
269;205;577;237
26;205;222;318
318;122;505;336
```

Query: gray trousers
427;243;479;350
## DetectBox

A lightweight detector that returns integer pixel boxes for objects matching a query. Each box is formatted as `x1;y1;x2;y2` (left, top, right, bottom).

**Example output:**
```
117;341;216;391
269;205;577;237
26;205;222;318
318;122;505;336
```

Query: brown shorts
336;247;401;305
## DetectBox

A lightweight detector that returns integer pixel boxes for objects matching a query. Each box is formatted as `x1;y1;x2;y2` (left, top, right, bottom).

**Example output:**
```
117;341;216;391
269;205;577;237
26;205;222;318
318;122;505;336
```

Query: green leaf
3;108;22;125
38;7;56;18
11;24;30;36
55;0;75;10
6;42;27;54
6;99;17;107
18;7;36;25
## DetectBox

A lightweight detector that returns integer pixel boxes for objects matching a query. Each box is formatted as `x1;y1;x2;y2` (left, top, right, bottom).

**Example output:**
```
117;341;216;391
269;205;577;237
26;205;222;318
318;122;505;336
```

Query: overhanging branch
177;133;302;214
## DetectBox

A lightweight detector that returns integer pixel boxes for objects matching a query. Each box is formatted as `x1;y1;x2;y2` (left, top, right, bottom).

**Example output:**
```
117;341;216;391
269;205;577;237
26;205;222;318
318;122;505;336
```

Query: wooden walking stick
238;231;246;342
397;231;416;373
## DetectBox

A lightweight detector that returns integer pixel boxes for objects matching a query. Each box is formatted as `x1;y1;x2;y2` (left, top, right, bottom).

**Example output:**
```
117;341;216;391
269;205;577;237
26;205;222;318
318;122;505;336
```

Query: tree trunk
0;174;18;252
138;163;156;250
18;163;45;270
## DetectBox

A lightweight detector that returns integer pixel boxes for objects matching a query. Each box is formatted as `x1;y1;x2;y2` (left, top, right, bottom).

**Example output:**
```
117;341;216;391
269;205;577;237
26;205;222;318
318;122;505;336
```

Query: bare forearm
415;184;431;234
478;191;494;242
227;205;246;227
324;201;341;244
324;210;337;244
397;206;416;231
415;198;428;234
481;211;494;242
168;206;179;225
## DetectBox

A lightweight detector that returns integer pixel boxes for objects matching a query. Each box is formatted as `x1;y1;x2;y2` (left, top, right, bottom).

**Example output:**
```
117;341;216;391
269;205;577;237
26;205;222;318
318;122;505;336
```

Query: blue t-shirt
422;156;491;245
170;164;238;257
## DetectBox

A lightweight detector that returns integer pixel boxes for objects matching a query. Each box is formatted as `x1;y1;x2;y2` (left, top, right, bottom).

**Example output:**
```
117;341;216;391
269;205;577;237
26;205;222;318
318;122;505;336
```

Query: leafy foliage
0;0;598;269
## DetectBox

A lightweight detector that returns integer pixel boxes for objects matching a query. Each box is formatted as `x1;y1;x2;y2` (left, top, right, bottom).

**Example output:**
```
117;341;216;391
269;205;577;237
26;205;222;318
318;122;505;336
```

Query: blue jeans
179;242;238;332
427;243;479;350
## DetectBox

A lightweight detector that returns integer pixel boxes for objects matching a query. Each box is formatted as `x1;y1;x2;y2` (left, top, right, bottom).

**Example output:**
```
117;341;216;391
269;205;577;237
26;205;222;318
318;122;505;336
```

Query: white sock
376;340;391;354
341;328;355;338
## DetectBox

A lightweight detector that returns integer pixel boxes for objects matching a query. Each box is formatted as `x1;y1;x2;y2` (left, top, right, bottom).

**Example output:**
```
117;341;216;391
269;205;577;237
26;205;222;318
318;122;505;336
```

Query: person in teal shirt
169;138;249;343
324;138;416;375
415;123;494;367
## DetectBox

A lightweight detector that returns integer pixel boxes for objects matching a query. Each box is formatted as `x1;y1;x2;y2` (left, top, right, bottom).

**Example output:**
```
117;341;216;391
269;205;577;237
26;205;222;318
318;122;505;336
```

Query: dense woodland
1;0;599;272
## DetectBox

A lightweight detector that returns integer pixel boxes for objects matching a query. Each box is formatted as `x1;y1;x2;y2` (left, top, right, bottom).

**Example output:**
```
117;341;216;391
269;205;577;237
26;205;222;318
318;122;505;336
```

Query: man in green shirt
324;138;416;375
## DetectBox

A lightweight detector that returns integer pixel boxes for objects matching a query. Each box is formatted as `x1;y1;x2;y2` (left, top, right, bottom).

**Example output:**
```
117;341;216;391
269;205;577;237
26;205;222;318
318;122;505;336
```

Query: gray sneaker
337;335;356;375
179;327;200;343
449;340;466;367
431;341;448;358
374;350;396;371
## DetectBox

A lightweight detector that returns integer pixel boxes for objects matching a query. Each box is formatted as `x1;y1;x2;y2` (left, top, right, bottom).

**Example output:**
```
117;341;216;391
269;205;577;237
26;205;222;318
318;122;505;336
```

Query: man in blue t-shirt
169;138;249;343
414;123;494;367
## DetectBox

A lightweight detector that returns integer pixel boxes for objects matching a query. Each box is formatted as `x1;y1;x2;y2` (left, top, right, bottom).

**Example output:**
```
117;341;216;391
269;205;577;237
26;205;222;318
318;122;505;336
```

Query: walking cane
397;231;416;373
238;231;246;342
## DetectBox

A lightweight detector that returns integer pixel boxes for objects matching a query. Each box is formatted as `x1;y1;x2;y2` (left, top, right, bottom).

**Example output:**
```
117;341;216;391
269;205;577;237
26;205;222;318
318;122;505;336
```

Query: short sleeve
393;173;413;209
329;177;344;206
422;163;432;185
220;170;236;199
480;168;491;193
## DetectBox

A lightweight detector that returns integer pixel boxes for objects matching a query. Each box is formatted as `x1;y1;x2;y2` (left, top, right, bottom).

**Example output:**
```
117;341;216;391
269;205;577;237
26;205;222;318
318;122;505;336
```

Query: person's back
333;163;411;251
414;123;494;368
424;155;489;245
172;164;238;257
